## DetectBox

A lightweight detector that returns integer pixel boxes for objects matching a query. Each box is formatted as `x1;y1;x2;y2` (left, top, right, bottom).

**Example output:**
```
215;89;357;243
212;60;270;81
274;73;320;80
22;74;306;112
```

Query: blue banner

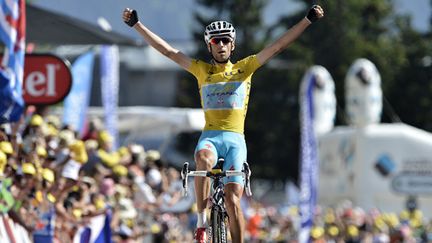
93;212;112;243
298;73;319;243
63;51;95;135
0;0;26;123
74;212;112;243
100;45;119;150
0;70;24;123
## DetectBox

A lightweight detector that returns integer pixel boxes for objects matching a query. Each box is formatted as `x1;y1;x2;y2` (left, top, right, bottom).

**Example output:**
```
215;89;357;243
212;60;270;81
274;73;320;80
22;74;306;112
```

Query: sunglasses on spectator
209;37;232;45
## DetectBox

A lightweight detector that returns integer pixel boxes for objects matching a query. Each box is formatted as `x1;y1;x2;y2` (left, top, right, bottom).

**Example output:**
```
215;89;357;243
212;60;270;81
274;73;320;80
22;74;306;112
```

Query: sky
32;0;430;42
32;0;301;41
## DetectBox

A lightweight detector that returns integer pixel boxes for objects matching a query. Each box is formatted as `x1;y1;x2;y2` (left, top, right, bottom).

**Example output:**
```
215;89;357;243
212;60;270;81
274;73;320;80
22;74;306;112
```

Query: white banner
100;45;119;150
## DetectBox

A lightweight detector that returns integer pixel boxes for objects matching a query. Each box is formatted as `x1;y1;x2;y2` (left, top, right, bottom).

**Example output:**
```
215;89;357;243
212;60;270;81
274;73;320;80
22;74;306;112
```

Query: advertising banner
100;45;119;150
62;51;95;134
23;54;72;105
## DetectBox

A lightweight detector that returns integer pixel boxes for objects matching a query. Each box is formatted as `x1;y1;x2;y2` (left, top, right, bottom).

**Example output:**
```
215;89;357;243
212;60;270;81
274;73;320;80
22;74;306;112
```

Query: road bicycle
181;159;252;243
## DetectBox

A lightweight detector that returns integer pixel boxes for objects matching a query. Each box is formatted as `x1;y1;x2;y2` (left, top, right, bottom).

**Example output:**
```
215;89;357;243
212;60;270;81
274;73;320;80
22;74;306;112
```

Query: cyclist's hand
123;8;139;27
305;5;324;23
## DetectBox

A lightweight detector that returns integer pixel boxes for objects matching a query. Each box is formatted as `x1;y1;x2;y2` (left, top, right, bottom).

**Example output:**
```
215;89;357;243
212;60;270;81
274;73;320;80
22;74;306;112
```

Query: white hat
119;198;137;219
146;168;162;187
118;223;133;237
146;150;160;161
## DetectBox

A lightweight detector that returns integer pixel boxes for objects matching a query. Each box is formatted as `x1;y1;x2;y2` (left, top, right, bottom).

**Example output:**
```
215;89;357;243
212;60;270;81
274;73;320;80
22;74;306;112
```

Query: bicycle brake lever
181;162;189;179
243;162;251;177
182;180;188;197
245;178;252;197
243;162;252;197
181;162;189;197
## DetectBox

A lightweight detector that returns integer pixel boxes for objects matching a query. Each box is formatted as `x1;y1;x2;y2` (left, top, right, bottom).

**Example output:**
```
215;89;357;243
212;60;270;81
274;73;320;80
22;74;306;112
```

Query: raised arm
256;5;324;65
123;8;192;70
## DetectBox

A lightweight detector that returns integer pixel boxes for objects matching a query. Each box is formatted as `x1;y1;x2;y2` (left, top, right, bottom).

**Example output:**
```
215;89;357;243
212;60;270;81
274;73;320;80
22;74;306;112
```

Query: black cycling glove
306;5;320;23
125;9;139;27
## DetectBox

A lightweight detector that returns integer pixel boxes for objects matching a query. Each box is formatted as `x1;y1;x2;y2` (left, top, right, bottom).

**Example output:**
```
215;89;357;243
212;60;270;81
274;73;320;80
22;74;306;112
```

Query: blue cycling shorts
194;130;247;186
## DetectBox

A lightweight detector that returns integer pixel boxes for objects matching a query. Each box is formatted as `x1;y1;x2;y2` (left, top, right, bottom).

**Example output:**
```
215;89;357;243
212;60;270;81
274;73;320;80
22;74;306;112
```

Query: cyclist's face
208;37;235;63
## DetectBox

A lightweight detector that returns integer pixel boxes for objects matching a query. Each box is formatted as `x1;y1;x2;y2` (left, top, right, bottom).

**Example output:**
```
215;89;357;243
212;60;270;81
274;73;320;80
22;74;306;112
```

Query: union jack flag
0;0;26;123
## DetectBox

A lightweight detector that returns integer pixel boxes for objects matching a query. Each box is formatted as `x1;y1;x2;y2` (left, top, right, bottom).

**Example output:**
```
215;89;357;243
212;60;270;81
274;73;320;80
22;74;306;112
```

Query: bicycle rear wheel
210;207;228;243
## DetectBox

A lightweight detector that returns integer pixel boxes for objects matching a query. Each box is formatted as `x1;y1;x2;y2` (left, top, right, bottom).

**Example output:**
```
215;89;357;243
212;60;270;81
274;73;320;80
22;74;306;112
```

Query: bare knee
195;149;215;170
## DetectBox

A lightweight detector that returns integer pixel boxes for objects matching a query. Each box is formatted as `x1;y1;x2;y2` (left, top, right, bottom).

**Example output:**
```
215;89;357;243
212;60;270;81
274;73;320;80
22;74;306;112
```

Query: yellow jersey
188;55;261;134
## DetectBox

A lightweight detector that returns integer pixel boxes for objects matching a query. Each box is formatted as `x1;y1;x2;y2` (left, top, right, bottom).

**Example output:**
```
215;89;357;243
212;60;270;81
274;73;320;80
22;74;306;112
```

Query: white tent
305;58;432;217
318;123;432;217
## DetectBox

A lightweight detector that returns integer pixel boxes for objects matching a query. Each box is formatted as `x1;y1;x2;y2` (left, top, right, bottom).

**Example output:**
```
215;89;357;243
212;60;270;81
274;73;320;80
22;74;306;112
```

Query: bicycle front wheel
210;207;228;243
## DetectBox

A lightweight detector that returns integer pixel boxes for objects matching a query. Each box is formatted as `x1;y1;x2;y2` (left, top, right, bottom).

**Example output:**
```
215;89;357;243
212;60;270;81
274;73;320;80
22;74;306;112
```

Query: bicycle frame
181;161;252;243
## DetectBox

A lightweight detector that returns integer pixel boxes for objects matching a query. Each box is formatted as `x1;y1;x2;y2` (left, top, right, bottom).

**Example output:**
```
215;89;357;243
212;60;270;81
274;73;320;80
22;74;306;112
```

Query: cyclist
123;5;324;243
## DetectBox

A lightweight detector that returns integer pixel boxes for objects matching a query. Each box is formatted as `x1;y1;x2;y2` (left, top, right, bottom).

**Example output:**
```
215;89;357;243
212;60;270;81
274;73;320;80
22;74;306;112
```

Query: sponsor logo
23;54;72;105
392;173;432;194
202;81;246;110
223;69;244;78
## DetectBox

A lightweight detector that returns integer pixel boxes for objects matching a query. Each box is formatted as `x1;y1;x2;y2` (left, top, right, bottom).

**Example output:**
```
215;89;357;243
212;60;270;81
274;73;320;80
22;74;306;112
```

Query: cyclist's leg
194;133;218;227
223;132;247;243
225;183;244;243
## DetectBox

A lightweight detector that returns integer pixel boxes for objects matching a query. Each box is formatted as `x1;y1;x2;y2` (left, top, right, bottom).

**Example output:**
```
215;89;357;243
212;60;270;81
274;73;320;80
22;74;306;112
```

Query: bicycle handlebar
181;162;252;197
186;170;245;177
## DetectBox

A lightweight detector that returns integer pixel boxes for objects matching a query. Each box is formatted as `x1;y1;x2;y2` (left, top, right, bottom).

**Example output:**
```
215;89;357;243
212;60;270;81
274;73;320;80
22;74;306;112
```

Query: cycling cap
204;21;236;44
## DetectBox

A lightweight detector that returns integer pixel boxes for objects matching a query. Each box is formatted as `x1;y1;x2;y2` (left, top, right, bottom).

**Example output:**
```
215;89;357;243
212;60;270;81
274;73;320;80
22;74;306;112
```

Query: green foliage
388;16;432;129
176;0;432;182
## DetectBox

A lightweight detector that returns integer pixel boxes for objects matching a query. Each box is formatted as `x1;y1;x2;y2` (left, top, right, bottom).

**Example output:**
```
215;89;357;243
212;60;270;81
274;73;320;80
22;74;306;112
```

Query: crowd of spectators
0;107;195;242
1;106;432;243
243;198;432;242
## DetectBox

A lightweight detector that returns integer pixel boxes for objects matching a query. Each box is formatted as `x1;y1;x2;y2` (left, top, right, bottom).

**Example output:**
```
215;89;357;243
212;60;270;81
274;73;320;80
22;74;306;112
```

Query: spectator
81;117;103;141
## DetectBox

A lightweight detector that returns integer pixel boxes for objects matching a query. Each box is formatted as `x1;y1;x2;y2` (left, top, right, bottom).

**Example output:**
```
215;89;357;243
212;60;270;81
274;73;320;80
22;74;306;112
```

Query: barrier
0;214;32;243
0;212;112;243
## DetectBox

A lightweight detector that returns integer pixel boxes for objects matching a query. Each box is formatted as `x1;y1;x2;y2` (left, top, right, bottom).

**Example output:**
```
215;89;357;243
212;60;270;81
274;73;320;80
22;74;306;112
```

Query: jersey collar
211;59;233;71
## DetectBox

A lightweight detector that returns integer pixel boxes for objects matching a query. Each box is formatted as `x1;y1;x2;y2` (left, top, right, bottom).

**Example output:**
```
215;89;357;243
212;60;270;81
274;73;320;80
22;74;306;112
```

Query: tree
387;14;432;130
248;0;408;182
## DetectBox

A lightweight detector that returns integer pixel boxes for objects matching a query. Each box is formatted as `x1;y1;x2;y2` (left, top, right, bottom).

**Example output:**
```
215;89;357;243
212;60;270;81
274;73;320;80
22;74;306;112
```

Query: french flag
73;212;113;243
0;0;26;123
